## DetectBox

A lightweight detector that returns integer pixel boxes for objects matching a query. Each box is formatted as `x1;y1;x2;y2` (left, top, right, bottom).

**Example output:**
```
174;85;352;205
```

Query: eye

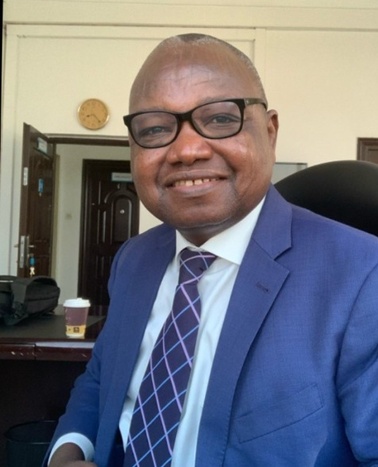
194;102;242;133
133;113;177;142
138;125;172;138
206;112;240;126
199;111;241;134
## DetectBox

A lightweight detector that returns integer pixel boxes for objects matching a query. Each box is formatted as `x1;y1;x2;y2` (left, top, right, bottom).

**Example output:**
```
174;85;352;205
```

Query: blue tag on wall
38;178;44;195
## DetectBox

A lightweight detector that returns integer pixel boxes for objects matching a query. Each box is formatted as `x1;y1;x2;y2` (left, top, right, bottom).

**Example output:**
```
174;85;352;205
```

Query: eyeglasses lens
131;112;177;149
192;101;242;139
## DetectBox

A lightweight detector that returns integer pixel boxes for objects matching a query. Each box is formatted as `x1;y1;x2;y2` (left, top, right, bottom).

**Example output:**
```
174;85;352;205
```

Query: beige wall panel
264;30;378;166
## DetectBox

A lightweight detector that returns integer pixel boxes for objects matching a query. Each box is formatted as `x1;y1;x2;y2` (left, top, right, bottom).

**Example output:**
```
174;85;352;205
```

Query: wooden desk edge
0;315;105;361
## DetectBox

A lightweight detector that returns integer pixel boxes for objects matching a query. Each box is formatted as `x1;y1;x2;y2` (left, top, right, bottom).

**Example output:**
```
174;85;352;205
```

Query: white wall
1;0;378;301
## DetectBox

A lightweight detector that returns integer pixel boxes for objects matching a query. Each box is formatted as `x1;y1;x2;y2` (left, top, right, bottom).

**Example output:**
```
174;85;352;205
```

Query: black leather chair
274;160;378;236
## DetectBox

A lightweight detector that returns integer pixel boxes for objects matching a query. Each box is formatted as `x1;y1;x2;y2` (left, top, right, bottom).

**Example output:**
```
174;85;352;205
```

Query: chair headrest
275;160;378;236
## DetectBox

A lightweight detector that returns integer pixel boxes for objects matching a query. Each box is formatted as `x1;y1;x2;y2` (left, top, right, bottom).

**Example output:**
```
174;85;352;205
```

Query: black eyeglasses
123;97;267;149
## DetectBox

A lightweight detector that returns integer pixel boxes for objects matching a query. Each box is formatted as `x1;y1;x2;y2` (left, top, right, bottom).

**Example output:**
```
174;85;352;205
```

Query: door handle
19;235;26;268
19;236;35;268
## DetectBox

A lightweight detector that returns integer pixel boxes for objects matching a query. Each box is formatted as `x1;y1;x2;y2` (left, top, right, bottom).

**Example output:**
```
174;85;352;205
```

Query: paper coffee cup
64;298;90;338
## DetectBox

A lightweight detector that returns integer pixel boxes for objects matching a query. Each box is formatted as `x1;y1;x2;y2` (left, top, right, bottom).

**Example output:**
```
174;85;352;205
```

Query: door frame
357;138;378;163
46;133;130;298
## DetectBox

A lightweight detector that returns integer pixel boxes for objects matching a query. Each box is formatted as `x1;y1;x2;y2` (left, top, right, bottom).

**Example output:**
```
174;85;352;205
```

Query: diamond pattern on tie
124;249;216;467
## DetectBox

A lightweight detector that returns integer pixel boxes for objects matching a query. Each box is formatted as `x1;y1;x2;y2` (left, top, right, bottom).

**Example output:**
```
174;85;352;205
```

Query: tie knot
179;248;216;284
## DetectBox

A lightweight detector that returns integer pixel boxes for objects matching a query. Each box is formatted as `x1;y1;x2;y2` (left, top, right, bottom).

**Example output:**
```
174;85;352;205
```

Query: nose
166;122;213;165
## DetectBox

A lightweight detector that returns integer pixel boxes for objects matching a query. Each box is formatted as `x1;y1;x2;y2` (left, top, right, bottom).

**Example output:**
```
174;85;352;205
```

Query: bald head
129;33;267;111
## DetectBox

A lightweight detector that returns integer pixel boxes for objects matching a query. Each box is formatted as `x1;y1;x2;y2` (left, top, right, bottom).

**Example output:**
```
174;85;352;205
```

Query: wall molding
4;2;378;31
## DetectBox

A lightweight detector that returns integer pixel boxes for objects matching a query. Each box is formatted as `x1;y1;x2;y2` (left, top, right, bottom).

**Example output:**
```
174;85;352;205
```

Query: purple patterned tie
123;248;216;467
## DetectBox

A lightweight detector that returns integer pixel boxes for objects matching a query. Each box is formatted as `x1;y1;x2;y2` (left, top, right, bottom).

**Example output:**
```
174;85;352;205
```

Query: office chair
274;160;378;236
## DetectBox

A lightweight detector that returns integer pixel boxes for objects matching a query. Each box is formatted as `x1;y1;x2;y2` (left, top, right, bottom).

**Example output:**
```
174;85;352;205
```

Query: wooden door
18;124;56;277
78;160;139;308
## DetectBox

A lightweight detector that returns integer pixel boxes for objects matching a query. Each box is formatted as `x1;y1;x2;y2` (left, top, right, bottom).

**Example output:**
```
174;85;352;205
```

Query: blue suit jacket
49;186;378;466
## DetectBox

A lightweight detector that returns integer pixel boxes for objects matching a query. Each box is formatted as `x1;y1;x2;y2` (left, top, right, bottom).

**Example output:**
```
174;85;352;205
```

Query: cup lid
63;298;91;308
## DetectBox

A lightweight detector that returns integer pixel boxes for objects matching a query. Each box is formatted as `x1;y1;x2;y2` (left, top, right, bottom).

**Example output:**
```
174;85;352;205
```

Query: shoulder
282;204;378;295
269;184;378;251
258;186;378;272
291;202;378;253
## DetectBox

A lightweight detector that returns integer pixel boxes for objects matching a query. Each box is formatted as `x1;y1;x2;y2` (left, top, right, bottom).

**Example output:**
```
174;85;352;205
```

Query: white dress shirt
49;199;263;465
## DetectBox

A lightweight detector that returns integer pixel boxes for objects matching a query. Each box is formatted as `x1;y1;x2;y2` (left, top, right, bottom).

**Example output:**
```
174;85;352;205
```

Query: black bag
0;276;60;325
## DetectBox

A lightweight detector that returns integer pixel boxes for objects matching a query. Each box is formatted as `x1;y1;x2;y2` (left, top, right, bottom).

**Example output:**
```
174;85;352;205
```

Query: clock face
78;98;110;130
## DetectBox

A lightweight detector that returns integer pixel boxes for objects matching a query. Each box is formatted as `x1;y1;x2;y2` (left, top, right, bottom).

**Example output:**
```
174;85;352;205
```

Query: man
47;34;378;466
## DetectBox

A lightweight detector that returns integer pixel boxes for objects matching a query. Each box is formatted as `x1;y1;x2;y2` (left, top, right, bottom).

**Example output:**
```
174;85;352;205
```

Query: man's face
129;43;279;245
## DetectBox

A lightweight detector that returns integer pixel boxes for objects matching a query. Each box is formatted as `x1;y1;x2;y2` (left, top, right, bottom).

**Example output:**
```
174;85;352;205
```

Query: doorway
46;133;133;305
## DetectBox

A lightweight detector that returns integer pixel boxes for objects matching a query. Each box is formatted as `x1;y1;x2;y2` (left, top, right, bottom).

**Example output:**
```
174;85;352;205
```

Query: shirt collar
176;197;265;266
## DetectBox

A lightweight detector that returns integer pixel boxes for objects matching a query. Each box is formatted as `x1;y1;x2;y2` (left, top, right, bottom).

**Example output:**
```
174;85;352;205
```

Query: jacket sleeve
43;240;133;464
337;262;378;465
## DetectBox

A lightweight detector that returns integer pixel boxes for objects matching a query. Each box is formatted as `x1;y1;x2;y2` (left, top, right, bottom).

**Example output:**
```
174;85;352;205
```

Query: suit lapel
196;187;293;466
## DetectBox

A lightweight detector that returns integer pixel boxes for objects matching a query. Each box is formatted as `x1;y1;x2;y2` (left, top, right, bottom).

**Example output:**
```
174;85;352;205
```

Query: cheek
230;135;274;196
229;138;262;175
131;153;149;192
131;149;156;183
131;151;163;207
237;128;275;169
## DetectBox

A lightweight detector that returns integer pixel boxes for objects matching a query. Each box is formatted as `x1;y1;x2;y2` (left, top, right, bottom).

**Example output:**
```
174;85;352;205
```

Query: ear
266;109;279;150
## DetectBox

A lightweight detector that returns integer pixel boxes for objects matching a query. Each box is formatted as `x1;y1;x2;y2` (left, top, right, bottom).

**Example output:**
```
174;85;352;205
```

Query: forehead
130;43;258;112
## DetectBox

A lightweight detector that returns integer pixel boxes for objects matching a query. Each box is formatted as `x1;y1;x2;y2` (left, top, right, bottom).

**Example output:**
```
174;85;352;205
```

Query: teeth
174;178;215;187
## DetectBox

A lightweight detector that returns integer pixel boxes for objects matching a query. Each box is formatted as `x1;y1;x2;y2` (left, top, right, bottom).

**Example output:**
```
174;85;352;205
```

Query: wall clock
78;98;110;130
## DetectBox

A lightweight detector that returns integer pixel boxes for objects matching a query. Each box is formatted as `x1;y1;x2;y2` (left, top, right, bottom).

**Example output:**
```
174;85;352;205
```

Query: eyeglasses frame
123;97;267;149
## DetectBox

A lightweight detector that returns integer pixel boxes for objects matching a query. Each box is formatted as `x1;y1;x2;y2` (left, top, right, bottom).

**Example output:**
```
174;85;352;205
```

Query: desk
0;312;106;465
0;313;105;361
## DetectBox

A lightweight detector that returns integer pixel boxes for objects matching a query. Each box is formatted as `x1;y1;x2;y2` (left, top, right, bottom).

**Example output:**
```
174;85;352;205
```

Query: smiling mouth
173;178;219;187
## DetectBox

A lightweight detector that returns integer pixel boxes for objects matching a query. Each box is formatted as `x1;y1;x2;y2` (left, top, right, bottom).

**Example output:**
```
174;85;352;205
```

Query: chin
177;215;235;237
